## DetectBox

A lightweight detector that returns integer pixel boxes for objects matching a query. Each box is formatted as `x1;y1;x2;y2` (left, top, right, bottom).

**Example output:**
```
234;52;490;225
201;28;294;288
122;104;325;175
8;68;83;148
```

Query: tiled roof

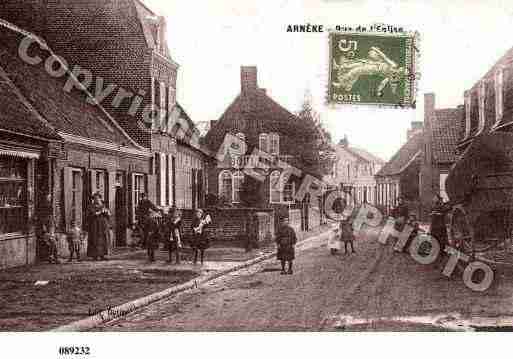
204;89;311;152
0;66;61;140
346;146;385;164
375;133;423;177
431;108;463;164
0;26;133;145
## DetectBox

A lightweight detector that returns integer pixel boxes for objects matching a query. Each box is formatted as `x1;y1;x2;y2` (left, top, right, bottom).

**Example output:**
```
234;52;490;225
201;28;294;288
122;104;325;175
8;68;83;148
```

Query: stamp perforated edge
325;25;421;110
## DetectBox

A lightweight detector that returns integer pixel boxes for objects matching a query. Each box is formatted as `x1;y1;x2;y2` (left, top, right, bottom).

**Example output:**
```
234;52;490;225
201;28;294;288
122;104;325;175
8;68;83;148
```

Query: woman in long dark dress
276;216;297;275
191;208;210;265
86;192;111;261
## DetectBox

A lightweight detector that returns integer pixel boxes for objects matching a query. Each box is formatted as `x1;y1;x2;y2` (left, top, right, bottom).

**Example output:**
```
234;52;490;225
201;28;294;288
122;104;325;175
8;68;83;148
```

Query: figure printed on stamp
332;46;407;97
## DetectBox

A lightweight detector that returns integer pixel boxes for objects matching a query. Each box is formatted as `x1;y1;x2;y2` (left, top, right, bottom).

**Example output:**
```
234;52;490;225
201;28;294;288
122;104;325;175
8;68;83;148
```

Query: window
283;181;295;203
259;133;269;153
71;170;83;227
93;170;107;202
269;170;295;203
232;171;244;203
160;82;166;119
495;67;504;124
0;156;27;235
269;170;281;203
440;173;449;202
168;86;176;113
218;170;232;201
478;81;486;134
464;91;471;139
269;133;280;155
132;173;145;222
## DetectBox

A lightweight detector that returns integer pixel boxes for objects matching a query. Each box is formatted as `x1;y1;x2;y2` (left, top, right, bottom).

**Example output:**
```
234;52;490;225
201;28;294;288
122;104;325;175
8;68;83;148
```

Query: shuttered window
63;167;83;230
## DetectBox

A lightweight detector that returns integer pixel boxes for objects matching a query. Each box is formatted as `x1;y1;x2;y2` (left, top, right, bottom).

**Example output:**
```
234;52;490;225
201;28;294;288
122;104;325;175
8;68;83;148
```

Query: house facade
328;136;384;206
375;124;423;216
203;66;323;231
456;48;513;151
419;93;464;219
2;0;210;213
0;22;152;268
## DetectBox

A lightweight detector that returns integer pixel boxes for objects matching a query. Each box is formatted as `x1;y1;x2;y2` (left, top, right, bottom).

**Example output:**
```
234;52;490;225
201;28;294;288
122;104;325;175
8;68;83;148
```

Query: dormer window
259;133;269;153
495;67;504;124
269;133;280;155
478;81;486;134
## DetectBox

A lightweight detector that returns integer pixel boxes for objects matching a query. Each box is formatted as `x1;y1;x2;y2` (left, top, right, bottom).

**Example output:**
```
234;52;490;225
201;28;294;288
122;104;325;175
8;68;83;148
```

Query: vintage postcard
0;0;512;358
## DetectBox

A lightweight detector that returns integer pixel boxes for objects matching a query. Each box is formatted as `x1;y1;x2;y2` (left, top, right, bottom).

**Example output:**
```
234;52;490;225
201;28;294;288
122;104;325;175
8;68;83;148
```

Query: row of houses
0;1;325;269
375;43;513;221
324;135;385;208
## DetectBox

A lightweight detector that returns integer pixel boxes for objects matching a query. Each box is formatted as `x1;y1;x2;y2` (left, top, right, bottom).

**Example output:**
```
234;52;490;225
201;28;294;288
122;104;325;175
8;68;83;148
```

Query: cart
445;132;513;261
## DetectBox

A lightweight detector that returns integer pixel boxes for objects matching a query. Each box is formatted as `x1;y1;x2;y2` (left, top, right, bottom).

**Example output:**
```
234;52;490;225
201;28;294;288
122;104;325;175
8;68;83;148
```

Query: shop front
0;145;38;269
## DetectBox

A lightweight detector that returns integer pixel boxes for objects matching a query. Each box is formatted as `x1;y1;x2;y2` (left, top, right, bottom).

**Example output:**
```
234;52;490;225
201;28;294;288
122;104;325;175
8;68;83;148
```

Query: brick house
203;66;323;232
419;93;463;220
442;47;513;239
455;48;513;151
327;136;384;206
375;125;423;216
0;22;152;268
1;0;211;212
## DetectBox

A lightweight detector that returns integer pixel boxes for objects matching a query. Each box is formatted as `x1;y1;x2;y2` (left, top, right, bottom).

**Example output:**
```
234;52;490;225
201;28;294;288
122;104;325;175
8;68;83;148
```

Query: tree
295;91;336;177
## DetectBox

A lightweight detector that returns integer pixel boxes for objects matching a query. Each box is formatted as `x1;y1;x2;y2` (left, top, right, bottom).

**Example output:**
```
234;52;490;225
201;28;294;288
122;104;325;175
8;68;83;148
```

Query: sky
143;0;513;160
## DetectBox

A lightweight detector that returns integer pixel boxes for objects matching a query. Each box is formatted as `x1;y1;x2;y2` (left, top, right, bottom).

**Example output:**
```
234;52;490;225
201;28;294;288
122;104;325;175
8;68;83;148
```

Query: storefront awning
0;146;40;159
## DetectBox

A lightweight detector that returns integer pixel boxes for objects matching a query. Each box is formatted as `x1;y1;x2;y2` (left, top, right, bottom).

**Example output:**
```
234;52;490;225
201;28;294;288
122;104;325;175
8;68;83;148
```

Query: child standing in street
340;216;355;254
276;215;297;275
67;221;82;262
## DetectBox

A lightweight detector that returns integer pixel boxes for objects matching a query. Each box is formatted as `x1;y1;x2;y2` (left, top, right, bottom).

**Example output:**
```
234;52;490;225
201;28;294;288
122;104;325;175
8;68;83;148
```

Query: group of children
41;220;84;264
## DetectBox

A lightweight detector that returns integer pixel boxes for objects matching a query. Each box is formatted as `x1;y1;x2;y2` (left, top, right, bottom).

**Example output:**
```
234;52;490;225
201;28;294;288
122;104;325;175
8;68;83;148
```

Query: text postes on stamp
328;31;418;108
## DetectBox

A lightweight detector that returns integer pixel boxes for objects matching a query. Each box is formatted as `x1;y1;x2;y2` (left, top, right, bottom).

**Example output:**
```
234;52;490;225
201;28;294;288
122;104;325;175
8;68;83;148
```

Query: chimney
241;66;258;94
424;93;435;128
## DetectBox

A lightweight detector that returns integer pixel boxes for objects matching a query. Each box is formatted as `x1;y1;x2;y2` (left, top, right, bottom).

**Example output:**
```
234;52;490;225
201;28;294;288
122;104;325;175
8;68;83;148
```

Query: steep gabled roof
376;133;423;177
204;89;309;152
0;66;61;140
0;23;142;148
431;108;462;164
344;146;385;164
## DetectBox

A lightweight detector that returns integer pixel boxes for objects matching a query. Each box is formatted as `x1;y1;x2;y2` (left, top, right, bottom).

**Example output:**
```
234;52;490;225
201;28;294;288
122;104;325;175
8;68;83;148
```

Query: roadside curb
51;227;334;332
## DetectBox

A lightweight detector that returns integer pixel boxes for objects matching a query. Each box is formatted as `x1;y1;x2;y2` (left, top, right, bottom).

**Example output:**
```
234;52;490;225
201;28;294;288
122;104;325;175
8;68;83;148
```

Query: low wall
181;208;275;245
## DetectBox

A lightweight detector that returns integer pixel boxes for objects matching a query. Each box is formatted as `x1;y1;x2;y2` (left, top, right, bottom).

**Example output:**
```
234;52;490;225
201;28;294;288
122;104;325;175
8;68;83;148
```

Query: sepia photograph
1;0;513;357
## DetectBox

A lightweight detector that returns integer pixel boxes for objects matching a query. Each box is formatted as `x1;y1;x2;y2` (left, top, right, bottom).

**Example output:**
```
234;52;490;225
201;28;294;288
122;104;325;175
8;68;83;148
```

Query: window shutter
127;173;134;226
63;167;73;231
108;171;116;212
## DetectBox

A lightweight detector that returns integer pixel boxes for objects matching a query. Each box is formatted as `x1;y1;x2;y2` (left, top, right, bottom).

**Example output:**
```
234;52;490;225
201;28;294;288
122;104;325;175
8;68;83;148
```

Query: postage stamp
328;31;419;108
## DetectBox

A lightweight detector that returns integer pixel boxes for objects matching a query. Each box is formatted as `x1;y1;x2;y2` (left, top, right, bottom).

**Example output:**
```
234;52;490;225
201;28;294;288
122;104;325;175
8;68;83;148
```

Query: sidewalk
0;224;332;331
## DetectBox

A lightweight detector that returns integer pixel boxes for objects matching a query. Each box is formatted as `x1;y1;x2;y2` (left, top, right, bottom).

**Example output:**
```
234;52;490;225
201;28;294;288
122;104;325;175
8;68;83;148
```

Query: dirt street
98;227;513;331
